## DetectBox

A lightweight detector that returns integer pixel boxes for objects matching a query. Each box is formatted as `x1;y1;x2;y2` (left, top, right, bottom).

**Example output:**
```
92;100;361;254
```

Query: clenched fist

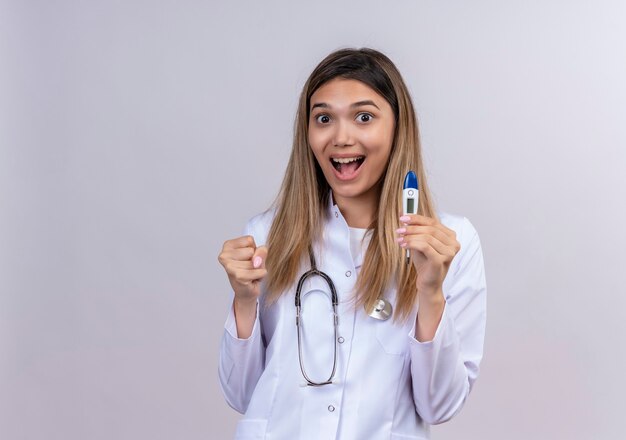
218;235;268;338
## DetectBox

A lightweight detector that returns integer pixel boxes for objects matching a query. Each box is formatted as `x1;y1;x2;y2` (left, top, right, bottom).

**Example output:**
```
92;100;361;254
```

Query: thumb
252;245;268;269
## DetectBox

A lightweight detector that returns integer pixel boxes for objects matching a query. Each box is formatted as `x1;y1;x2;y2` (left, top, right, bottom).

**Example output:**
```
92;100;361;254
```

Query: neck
332;186;380;229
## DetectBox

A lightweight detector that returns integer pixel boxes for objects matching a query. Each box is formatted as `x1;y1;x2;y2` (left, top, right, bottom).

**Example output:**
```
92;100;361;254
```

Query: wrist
415;290;445;342
420;288;444;303
234;296;257;310
418;286;445;305
233;296;257;339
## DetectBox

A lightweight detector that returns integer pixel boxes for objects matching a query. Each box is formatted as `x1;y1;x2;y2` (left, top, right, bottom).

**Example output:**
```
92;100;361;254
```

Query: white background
1;1;625;438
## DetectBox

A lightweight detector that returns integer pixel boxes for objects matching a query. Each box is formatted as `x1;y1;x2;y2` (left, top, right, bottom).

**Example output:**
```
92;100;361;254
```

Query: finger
219;247;255;263
401;234;457;259
401;237;440;261
223;260;261;277
397;225;455;246
232;268;268;283
252;245;268;269
226;260;259;271
223;235;257;251
434;223;456;239
399;215;456;239
396;225;456;246
399;214;436;226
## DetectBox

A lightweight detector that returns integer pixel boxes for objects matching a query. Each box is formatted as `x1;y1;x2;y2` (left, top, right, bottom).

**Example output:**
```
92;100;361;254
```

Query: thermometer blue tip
403;171;418;190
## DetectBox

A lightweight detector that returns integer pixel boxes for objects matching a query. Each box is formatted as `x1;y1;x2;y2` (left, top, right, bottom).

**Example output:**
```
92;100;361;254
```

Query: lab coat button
334;211;339;218
338;336;345;344
328;405;335;412
345;270;352;277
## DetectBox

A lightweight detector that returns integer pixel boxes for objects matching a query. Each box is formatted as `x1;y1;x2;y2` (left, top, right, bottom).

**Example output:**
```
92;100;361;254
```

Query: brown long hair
265;47;437;321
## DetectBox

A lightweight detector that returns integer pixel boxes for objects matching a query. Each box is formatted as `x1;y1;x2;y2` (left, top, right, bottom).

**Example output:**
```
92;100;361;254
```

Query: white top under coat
348;226;369;263
218;197;487;440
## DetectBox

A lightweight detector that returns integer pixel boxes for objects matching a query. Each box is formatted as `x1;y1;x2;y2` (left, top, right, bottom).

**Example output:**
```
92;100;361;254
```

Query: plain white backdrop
1;1;625;439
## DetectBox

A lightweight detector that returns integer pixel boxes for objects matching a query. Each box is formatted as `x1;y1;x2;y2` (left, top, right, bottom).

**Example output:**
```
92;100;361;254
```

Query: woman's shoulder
436;210;482;253
436;210;484;276
243;206;278;246
437;211;479;237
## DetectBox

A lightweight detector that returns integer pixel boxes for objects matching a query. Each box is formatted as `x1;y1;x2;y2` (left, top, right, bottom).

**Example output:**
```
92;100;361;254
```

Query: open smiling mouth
330;156;366;179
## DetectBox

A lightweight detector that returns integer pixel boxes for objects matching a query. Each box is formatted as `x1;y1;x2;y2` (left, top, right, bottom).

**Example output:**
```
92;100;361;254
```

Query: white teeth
331;156;364;164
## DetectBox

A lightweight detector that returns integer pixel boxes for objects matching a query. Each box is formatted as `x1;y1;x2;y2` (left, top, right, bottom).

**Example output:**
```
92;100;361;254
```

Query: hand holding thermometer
402;171;419;265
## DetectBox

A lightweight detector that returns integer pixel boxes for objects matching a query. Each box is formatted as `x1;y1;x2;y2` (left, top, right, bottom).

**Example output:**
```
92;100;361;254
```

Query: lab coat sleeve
407;217;487;425
218;299;265;413
217;218;267;414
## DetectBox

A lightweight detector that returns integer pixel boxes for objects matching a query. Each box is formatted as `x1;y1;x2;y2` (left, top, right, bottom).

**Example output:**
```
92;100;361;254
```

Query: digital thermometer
403;171;419;264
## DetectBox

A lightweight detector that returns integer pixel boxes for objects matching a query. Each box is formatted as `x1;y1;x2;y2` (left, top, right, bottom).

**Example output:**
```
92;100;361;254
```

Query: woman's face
308;78;395;206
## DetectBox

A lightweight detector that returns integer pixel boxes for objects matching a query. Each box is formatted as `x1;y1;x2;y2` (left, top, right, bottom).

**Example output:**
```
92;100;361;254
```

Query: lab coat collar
327;189;347;227
328;190;338;213
328;190;357;224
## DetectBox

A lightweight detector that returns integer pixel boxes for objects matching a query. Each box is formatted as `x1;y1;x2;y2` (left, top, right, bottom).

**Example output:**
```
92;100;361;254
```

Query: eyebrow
310;100;380;112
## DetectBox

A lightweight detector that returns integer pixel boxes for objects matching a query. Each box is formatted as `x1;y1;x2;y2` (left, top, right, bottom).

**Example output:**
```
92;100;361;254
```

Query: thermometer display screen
407;198;415;213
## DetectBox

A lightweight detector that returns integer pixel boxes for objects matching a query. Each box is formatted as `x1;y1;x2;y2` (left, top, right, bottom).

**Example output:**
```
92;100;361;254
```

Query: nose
332;120;353;147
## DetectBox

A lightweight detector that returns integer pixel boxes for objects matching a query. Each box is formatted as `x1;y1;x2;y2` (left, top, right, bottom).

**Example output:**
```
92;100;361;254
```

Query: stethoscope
294;247;392;386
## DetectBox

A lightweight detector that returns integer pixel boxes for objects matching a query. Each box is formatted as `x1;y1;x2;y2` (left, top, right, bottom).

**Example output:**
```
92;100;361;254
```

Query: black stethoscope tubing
294;245;392;386
294;247;339;386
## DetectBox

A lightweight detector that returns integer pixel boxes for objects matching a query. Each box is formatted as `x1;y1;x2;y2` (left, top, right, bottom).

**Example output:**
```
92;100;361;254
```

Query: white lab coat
218;197;487;440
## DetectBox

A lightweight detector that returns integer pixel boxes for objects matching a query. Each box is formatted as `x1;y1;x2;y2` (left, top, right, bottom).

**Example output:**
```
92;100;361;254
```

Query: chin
329;182;374;201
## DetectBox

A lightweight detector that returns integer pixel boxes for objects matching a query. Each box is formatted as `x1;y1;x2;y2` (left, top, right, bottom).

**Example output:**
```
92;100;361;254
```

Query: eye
315;114;331;124
357;113;373;123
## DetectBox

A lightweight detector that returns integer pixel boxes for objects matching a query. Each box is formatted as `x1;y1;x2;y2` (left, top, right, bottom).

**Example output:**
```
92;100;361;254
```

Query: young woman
218;48;487;440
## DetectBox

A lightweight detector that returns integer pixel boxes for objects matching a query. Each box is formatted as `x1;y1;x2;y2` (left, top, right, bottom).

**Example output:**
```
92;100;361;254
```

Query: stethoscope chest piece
366;298;393;321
